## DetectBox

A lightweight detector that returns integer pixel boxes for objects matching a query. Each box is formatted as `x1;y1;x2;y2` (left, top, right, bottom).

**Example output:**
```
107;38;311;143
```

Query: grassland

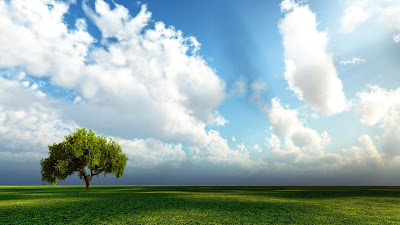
1;186;400;224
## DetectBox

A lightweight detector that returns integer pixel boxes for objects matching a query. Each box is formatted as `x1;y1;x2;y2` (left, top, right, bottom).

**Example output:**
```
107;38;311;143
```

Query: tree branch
79;169;86;177
92;168;105;176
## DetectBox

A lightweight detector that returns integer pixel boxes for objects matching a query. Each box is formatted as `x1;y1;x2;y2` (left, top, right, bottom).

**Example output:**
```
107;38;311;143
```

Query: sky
1;0;400;185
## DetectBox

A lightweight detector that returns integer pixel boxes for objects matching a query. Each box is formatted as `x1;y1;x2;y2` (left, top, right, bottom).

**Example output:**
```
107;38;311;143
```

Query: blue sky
1;0;400;185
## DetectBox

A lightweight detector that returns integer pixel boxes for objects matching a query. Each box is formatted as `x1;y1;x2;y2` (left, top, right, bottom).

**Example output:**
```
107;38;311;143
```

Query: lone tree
41;128;128;189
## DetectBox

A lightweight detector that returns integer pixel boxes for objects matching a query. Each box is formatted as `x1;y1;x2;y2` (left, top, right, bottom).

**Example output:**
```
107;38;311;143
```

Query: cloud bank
0;0;264;172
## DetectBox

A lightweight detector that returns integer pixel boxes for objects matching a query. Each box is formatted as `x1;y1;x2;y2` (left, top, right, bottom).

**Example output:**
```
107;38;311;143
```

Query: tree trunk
85;175;91;190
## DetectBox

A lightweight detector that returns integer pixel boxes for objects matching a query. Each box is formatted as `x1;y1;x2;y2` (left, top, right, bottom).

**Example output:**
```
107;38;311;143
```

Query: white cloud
189;130;267;171
15;72;25;80
210;112;229;127
342;134;384;169
249;80;267;104
0;0;275;172
357;85;390;126
266;98;339;166
280;0;298;12
0;75;263;170
357;86;400;156
72;0;226;145
118;138;186;168
0;0;93;88
340;5;370;33
30;83;39;91
0;0;227;147
340;1;400;35
230;77;247;97
253;144;262;153
0;77;77;153
82;0;138;40
232;136;236;142
237;143;246;151
279;2;347;115
340;57;366;65
73;96;82;104
374;1;400;31
394;34;400;43
21;81;29;88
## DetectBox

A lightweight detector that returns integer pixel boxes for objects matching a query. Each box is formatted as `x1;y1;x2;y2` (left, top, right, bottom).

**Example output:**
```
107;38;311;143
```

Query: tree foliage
41;128;128;189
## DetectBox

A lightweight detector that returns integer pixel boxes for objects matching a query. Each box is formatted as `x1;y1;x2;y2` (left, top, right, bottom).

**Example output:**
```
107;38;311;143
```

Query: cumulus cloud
340;57;366;65
0;79;180;168
0;74;259;170
340;5;370;33
357;86;400;156
189;130;267;170
280;0;298;13
279;2;347;115
74;0;226;145
5;0;389;176
342;134;384;169
266;98;340;167
0;0;227;146
252;144;262;153
0;0;270;172
0;77;77;155
357;85;390;126
0;0;93;88
119;138;186;168
340;0;400;38
210;112;229;127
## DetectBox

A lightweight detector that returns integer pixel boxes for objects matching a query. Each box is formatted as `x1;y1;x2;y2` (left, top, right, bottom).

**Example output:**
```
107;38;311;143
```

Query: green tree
40;128;128;189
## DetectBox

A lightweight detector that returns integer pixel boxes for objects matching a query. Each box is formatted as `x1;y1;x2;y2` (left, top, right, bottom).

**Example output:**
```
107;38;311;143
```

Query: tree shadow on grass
138;186;400;199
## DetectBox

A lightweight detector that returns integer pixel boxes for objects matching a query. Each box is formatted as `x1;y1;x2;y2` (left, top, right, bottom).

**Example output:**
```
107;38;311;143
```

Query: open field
1;186;400;224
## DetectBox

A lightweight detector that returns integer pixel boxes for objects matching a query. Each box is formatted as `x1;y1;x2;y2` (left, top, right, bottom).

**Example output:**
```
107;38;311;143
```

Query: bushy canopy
41;128;128;185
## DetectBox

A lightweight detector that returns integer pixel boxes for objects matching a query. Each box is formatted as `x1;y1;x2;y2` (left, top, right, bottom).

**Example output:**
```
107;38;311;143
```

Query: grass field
1;186;400;224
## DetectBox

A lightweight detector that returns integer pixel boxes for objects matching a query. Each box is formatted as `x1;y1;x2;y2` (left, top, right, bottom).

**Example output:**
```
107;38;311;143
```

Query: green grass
1;186;400;224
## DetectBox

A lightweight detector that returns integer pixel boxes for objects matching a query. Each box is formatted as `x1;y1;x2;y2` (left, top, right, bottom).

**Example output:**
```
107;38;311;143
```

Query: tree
41;128;128;189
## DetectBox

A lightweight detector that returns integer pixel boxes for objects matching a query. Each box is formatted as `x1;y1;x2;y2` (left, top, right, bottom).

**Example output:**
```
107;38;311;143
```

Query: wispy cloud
394;34;400;44
340;57;366;65
249;80;267;104
230;77;247;97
